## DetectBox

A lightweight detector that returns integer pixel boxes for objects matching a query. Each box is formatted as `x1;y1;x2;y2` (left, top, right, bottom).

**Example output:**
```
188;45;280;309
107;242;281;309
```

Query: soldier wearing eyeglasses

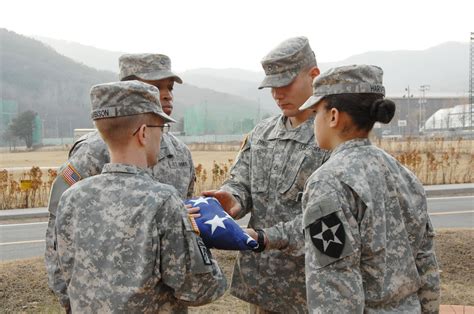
53;81;226;313
45;54;196;311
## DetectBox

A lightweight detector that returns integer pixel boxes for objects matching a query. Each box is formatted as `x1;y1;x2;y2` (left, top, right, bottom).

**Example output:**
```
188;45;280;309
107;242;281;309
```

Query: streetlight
402;85;413;136
419;84;430;134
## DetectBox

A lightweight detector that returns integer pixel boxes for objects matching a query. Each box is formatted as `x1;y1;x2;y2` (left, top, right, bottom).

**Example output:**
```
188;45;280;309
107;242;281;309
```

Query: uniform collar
267;115;315;144
102;163;152;177
331;138;371;157
159;133;177;161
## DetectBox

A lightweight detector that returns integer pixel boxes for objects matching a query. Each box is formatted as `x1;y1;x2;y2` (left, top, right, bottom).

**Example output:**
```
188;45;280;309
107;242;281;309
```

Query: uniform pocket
279;153;306;201
251;146;273;193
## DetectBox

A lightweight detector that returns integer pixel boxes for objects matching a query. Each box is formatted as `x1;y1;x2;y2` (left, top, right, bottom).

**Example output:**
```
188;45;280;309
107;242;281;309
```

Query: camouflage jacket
54;163;226;313
45;130;195;307
302;138;440;313
221;115;329;312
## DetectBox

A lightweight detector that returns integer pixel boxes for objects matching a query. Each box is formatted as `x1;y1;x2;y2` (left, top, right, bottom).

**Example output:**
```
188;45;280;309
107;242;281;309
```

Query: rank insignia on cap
61;163;82;186
309;213;345;258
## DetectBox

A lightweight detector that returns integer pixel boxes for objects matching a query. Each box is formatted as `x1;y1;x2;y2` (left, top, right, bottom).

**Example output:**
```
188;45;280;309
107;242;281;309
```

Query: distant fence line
177;134;245;144
1;133;473;153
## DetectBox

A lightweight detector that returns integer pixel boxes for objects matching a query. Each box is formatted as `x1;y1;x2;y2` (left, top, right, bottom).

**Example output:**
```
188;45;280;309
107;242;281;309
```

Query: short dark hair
323;93;396;132
95;113;162;147
120;75;139;82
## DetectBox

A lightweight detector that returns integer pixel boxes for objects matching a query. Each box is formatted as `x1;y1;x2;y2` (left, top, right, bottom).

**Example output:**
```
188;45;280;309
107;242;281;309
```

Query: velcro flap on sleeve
303;194;340;229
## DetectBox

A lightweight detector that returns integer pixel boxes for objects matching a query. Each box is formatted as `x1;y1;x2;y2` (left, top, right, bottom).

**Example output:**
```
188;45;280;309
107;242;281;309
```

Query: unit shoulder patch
309;212;345;258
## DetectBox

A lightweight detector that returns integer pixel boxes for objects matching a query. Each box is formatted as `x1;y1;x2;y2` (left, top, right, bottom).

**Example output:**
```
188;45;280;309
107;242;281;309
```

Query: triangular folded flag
185;197;258;251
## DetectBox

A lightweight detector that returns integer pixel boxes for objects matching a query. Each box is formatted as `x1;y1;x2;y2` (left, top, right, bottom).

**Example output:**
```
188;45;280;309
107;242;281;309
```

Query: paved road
426;196;474;228
1;196;472;261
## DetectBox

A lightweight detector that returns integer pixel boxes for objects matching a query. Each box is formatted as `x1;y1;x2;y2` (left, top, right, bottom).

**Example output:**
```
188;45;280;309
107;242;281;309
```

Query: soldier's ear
329;108;339;128
309;67;320;79
136;124;147;146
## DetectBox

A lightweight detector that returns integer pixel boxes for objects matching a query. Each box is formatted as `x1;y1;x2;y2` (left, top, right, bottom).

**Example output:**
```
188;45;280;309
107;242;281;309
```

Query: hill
34;35;126;73
1;28;116;137
320;42;470;96
182;42;470;98
36;35;470;100
1;29;265;139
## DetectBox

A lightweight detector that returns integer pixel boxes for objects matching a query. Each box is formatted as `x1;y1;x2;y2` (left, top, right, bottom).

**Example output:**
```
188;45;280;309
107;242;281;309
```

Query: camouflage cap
258;36;317;89
90;80;176;122
299;64;385;110
119;53;183;83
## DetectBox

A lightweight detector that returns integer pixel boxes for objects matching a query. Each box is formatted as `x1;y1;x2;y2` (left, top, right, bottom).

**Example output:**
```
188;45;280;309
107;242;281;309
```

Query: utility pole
403;85;413;136
418;85;430;134
470;32;473;133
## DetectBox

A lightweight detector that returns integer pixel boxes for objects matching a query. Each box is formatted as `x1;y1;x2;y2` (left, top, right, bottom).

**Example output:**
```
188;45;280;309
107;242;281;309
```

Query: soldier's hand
64;304;72;314
202;190;241;218
245;228;268;246
245;228;258;240
185;204;201;218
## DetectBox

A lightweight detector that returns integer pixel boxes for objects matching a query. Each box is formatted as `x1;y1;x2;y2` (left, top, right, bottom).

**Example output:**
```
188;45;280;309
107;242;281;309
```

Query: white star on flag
190;196;210;206
313;221;343;252
244;233;255;244
204;215;229;234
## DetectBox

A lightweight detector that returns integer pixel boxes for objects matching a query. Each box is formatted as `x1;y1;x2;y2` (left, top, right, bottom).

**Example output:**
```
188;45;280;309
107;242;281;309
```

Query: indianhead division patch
309;213;345;258
61;163;82;186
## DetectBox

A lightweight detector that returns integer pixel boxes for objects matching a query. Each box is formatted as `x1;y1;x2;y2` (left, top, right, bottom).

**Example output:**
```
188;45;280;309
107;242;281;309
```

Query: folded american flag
185;197;258;251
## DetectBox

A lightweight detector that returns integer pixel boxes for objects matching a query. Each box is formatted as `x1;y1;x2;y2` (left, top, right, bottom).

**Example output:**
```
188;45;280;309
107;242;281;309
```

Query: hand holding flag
185;197;258;251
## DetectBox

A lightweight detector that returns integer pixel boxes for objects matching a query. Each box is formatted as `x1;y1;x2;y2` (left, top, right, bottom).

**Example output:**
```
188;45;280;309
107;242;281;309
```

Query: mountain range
38;35;471;101
1;29;266;139
2;29;470;140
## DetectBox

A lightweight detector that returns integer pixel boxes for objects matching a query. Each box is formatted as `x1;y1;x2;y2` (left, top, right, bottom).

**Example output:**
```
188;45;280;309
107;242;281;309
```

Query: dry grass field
0;149;238;169
0;138;472;209
374;138;473;185
0;149;238;209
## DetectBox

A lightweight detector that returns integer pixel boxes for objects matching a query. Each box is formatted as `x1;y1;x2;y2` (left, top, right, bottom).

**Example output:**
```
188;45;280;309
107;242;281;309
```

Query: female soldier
298;65;440;313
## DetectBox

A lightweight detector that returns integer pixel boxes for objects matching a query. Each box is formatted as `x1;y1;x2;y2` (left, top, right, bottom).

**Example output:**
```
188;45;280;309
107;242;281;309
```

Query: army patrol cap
299;64;385;110
90;80;176;122
119;53;183;83
259;36;317;89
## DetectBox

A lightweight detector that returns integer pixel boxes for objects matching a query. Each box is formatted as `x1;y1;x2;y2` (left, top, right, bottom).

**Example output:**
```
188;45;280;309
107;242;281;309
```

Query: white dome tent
423;104;473;134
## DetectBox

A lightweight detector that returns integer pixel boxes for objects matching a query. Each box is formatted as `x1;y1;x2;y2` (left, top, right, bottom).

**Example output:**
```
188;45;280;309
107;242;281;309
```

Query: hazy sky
1;0;473;72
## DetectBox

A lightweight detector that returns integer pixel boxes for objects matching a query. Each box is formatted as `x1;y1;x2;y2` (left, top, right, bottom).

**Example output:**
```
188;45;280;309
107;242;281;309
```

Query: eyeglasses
132;124;170;136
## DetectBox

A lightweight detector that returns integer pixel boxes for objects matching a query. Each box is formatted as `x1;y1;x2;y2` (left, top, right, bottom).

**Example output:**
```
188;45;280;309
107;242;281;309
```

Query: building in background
184;102;260;136
0;99;18;133
32;114;42;146
423;104;473;137
0;99;18;147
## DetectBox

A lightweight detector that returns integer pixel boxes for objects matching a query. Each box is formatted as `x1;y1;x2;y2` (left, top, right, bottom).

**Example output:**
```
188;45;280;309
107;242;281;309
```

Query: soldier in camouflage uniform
45;54;196;310
298;65;440;313
203;37;329;313
54;80;226;313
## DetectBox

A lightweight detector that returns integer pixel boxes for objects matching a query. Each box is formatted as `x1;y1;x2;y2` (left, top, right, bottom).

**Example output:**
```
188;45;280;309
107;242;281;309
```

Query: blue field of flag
185;197;258;251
